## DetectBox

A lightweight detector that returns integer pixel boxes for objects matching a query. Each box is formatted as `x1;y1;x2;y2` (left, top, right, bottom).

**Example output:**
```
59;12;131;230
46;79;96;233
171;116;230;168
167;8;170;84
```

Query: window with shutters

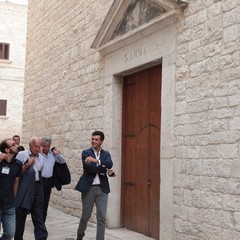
0;43;10;60
0;100;7;116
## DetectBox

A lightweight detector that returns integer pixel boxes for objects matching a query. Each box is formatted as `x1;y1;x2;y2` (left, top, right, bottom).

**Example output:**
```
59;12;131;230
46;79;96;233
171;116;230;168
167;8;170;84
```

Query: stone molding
0;59;12;64
91;0;187;55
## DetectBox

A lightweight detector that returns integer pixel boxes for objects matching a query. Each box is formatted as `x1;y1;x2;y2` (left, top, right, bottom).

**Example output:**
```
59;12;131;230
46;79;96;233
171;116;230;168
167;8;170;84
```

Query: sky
0;0;28;5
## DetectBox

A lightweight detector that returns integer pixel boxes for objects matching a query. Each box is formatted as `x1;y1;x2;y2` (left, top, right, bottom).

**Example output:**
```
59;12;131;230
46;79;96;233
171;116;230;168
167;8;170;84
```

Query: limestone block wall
173;0;240;239
0;2;27;140
24;0;240;238
23;0;114;217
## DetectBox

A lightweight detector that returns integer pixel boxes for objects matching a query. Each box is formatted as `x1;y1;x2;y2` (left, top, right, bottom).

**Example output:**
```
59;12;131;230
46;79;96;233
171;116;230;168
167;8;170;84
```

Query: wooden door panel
135;127;149;235
124;81;136;134
123;137;136;185
122;65;161;239
135;71;149;130
123;137;136;229
149;65;161;239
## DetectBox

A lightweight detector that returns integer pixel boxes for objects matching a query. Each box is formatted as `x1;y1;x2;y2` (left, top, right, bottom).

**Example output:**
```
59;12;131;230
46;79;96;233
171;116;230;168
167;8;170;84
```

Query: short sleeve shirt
0;157;22;211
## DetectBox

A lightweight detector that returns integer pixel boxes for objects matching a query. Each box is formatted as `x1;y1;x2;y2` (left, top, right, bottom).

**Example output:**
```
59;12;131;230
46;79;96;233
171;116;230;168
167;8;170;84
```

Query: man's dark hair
92;131;105;141
0;139;11;153
13;135;20;140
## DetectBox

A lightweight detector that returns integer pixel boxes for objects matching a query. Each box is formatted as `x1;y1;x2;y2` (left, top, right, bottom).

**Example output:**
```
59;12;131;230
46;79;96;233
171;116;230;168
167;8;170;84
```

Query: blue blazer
75;148;113;194
15;167;36;212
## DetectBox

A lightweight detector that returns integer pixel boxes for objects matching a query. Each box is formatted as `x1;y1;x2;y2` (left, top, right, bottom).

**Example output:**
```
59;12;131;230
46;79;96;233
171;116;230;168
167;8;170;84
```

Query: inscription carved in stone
124;47;147;62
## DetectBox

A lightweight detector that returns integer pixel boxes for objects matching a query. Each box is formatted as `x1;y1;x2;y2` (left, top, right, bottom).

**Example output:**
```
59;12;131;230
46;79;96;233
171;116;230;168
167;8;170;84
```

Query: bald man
14;137;48;240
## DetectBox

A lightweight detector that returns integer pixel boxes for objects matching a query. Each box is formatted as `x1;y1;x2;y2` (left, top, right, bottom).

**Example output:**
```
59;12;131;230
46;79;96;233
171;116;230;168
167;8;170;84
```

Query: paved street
24;206;155;240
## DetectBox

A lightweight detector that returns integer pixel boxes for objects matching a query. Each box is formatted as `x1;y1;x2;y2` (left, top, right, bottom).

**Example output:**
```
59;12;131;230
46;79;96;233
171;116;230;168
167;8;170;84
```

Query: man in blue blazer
75;131;114;240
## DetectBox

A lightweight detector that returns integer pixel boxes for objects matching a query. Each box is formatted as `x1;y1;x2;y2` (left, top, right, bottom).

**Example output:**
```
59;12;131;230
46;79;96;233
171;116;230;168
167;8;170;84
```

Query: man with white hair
14;137;48;240
41;137;66;222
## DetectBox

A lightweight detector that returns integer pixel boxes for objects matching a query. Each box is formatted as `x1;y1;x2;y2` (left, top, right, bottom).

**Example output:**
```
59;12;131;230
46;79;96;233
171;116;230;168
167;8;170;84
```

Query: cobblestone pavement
23;206;155;240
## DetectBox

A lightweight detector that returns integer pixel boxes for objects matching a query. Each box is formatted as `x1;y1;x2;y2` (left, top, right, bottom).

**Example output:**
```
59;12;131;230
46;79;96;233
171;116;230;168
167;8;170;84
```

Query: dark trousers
14;182;48;240
42;177;54;223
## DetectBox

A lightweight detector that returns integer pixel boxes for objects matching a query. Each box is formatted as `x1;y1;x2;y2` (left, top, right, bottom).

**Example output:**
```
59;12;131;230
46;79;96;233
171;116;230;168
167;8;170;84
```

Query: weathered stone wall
0;2;27;140
23;0;114;217
24;0;240;238
174;0;240;239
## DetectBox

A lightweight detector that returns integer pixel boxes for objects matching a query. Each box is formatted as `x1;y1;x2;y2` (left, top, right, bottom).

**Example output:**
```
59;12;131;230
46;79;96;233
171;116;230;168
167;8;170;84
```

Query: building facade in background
0;1;27;140
23;0;240;239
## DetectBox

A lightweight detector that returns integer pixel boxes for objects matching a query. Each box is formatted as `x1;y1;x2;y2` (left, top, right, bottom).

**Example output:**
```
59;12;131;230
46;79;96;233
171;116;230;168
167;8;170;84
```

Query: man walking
14;137;48;240
0;139;22;240
41;137;67;222
75;131;114;240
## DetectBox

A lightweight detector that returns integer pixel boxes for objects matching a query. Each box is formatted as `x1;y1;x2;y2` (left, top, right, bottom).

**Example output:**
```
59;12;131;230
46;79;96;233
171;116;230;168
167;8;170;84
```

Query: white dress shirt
41;151;65;178
16;150;44;181
92;148;101;185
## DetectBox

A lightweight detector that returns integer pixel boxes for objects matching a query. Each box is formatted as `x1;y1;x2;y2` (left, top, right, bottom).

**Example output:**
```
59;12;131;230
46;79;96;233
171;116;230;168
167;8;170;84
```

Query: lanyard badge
1;166;10;175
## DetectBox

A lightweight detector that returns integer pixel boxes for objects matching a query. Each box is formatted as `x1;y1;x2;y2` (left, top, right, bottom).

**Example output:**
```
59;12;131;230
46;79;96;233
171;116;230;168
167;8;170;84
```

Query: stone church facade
23;0;240;239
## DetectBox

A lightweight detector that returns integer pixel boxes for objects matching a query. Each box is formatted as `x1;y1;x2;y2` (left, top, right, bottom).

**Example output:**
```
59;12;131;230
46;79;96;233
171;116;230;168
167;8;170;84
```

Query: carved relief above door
91;0;188;55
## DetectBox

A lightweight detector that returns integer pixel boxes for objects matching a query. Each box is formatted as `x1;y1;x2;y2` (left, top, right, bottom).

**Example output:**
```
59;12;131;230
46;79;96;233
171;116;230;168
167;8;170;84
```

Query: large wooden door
122;65;161;239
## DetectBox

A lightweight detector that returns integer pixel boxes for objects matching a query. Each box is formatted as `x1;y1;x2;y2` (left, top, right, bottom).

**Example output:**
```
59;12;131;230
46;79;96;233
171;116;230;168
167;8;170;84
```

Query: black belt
42;177;53;180
92;184;101;186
